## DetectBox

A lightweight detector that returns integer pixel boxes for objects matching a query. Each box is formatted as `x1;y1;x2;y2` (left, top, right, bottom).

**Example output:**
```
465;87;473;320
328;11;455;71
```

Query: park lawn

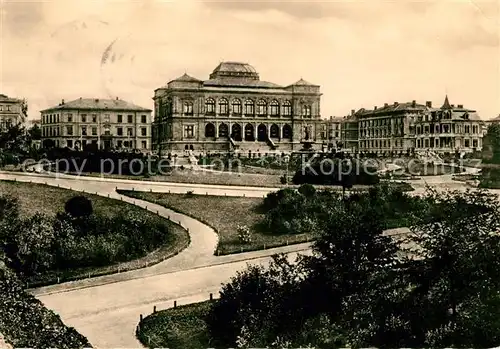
0;180;190;287
119;191;314;255
137;301;215;349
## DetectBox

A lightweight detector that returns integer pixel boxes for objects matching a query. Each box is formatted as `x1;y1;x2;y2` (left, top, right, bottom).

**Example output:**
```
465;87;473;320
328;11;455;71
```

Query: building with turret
152;61;325;155
342;96;485;156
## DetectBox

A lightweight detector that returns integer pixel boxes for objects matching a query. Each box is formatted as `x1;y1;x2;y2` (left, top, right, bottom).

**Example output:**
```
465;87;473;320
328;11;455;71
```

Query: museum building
152;61;327;154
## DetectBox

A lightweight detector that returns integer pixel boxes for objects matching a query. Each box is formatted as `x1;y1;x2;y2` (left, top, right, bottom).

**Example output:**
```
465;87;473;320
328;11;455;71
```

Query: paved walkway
0;169;491;347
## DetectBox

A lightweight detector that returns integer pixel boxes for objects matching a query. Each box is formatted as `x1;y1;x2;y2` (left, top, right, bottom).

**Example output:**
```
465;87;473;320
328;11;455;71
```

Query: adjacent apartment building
0;94;27;130
40;97;152;151
342;96;485;156
152;61;326;154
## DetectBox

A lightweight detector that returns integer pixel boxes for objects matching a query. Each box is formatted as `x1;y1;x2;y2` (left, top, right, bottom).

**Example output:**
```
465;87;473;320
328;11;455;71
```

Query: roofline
40;106;152;113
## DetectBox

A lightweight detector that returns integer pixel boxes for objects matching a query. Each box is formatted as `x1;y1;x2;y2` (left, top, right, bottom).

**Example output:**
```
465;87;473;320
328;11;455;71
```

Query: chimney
426;101;432;108
79;97;82;100
374;106;377;110
458;104;463;108
61;99;65;105
351;109;355;116
394;102;399;106
95;98;99;103
451;104;455;108
116;96;119;100
384;103;388;107
330;116;333;121
412;100;416;107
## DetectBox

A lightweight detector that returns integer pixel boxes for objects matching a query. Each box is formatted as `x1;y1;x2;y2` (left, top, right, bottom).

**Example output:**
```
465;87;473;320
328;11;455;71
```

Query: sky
1;0;499;120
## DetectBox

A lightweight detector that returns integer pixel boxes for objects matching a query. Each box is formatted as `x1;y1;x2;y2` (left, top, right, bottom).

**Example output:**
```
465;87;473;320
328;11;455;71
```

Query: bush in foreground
0;262;91;348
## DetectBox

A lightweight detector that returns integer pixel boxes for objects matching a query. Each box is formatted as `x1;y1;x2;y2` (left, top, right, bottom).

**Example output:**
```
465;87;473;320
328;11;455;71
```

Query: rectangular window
141;115;147;123
67;114;73;122
117;127;123;136
127;128;133;136
104;126;110;135
465;139;470;147
92;114;97;123
92;127;97;135
0;106;3;111
6;106;10;111
81;114;87;122
117;140;122;148
184;125;194;138
473;139;478;148
118;114;123;123
81;126;87;135
141;127;147;136
67;140;73;148
66;126;73;135
104;114;110;123
142;141;147;149
128;115;133;123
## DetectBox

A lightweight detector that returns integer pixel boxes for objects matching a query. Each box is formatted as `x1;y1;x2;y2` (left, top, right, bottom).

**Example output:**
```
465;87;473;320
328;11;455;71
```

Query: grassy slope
0;180;189;286
137;301;214;349
120;191;313;255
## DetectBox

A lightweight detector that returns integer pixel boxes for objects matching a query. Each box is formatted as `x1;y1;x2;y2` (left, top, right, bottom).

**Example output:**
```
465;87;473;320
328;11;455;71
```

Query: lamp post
284;154;290;186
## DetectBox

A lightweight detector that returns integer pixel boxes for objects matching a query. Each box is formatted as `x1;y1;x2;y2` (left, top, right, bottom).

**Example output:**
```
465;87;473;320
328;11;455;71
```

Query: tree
64;196;93;218
28;124;41;141
403;189;500;347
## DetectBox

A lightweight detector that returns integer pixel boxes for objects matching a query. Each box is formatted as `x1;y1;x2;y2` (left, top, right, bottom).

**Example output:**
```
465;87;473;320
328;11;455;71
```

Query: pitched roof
41;98;151;112
169;73;201;83
287;78;318;87
441;95;452;109
356;102;427;116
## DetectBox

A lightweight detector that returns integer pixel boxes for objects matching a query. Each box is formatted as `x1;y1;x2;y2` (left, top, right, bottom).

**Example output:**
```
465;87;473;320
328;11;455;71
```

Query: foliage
206;254;307;348
292;156;379;186
64;195;93;218
0;193;171;278
237;225;252;244
0;263;92;348
205;188;500;348
482;123;500;163
137;301;213;349
298;184;316;197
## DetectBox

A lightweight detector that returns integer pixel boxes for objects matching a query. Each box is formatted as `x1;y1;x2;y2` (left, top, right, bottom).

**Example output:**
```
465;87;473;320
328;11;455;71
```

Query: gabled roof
169;73;202;84
287;78;319;87
41;98;151;112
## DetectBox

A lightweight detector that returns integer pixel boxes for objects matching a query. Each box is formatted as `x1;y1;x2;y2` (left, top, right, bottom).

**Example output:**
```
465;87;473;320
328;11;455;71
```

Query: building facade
338;96;485;156
152;62;325;155
0;94;27;130
40;98;152;151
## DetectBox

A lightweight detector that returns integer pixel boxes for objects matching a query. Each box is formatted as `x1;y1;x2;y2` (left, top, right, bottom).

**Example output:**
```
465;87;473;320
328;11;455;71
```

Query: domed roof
209;62;259;80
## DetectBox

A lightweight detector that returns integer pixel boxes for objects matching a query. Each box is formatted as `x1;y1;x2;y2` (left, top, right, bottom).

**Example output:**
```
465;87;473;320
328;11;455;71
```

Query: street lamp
283;154;290;186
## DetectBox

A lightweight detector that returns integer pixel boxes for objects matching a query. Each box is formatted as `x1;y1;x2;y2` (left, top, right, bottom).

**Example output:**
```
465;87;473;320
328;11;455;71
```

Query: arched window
270;124;279;138
270;100;279;116
244;124;254;141
219;98;228;115
183;101;193;115
205;98;215;115
231;123;242;141
257;124;267;141
283;100;292;116
283;124;292;139
257;99;267;116
302;105;311;117
244;99;254;116
232;99;241;115
219;123;229;137
205;123;216;137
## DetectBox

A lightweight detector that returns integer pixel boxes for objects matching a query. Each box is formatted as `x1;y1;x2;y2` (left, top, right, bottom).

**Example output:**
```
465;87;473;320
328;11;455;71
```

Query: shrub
64;196;93;218
298;184;316;198
237;225;252;244
280;174;287;185
0;263;91;348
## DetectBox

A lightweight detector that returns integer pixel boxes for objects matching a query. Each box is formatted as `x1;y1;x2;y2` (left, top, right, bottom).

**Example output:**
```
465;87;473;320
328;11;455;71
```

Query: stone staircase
266;136;278;150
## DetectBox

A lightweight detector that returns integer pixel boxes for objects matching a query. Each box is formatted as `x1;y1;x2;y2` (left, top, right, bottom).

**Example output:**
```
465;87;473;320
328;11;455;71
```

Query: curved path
0;171;309;347
0;169;492;347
